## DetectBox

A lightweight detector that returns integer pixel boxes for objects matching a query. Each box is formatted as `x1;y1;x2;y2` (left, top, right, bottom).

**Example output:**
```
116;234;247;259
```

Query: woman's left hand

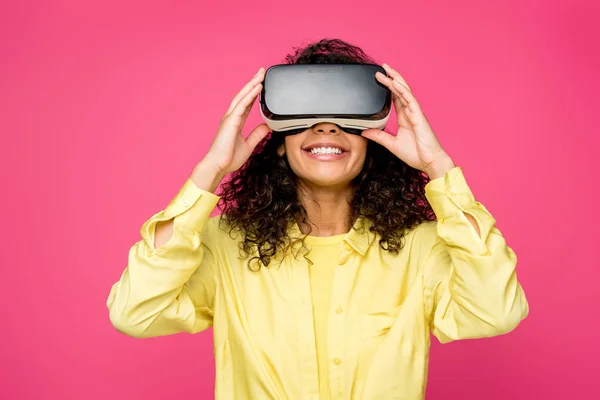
361;63;455;179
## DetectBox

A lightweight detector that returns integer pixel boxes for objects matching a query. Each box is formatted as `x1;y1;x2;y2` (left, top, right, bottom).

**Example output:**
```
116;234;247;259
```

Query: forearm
190;159;227;193
108;177;221;338
154;160;226;249
424;157;481;237
426;223;528;343
423;166;528;342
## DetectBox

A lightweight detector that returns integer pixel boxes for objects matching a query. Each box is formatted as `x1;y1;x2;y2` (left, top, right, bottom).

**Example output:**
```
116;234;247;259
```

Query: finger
231;83;263;118
382;63;412;92
241;85;262;120
392;79;421;114
379;72;417;111
387;75;411;99
245;123;271;150
375;72;402;104
393;90;408;109
374;71;420;127
398;100;412;127
227;68;265;115
360;129;395;149
227;68;264;115
376;72;408;107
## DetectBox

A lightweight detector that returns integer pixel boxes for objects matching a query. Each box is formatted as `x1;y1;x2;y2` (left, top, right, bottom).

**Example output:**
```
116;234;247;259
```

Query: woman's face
278;122;368;188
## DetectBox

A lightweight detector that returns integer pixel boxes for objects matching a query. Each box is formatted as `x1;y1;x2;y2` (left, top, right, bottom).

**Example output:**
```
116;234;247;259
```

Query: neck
296;181;354;237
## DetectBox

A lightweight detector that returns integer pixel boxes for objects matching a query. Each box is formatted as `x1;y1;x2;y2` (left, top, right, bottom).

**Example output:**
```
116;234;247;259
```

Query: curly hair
217;38;436;270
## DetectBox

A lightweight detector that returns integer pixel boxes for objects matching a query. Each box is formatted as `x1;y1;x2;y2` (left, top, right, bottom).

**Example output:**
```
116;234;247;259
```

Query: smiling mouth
302;146;349;160
306;146;345;155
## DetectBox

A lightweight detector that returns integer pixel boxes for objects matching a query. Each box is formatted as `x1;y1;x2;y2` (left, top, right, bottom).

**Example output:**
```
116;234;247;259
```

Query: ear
277;144;286;157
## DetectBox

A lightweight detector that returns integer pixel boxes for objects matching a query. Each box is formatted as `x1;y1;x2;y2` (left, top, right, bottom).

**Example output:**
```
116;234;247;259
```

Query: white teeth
309;147;343;155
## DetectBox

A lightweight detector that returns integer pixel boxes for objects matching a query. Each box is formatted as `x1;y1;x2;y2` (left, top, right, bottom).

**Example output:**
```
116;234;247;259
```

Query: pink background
1;0;598;399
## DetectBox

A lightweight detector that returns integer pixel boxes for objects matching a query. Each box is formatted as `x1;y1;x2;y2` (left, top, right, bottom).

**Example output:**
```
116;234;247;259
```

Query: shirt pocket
360;313;396;342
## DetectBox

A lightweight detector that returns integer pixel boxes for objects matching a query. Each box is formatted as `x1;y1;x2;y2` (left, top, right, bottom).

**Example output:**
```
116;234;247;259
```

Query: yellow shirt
305;234;346;400
106;166;529;400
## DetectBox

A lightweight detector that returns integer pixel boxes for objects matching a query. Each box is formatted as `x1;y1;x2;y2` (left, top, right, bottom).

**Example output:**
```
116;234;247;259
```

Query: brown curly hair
216;38;436;270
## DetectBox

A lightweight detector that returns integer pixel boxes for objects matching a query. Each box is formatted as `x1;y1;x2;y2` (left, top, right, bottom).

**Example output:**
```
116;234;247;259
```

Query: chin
300;174;356;188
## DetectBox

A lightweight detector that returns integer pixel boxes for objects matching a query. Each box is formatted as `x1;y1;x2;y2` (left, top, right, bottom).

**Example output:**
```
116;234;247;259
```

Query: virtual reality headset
259;63;392;135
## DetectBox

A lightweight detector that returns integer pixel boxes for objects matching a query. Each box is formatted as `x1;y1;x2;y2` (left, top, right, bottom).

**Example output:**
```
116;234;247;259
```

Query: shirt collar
288;215;376;256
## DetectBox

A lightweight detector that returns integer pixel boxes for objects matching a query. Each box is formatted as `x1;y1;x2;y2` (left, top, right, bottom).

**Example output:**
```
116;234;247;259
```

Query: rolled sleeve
422;166;529;343
141;179;220;256
425;166;494;256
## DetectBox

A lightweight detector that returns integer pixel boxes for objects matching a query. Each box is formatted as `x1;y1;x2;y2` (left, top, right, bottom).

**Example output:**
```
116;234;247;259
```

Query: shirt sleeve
422;166;529;344
106;178;221;338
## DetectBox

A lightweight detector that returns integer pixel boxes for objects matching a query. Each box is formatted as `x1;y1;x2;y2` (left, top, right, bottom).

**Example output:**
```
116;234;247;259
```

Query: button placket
297;257;319;398
329;247;351;398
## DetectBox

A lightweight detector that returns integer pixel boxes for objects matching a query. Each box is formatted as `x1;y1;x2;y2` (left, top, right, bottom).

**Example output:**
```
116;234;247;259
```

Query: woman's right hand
202;67;270;176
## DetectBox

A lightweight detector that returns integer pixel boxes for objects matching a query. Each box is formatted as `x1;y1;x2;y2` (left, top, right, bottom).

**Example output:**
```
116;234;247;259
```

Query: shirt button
449;186;458;194
335;306;343;314
182;198;190;207
333;358;342;366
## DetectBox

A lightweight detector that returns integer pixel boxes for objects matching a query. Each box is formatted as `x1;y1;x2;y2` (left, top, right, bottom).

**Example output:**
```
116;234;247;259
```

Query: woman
107;39;529;399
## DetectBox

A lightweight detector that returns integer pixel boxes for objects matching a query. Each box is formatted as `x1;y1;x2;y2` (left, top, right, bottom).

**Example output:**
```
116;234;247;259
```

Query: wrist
190;159;227;193
424;156;456;180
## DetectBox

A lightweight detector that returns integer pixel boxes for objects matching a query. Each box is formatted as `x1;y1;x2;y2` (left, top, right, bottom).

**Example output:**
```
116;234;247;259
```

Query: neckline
303;232;347;246
285;215;376;257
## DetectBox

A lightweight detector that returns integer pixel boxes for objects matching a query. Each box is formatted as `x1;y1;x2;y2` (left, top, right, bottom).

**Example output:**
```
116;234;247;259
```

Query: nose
312;122;341;135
